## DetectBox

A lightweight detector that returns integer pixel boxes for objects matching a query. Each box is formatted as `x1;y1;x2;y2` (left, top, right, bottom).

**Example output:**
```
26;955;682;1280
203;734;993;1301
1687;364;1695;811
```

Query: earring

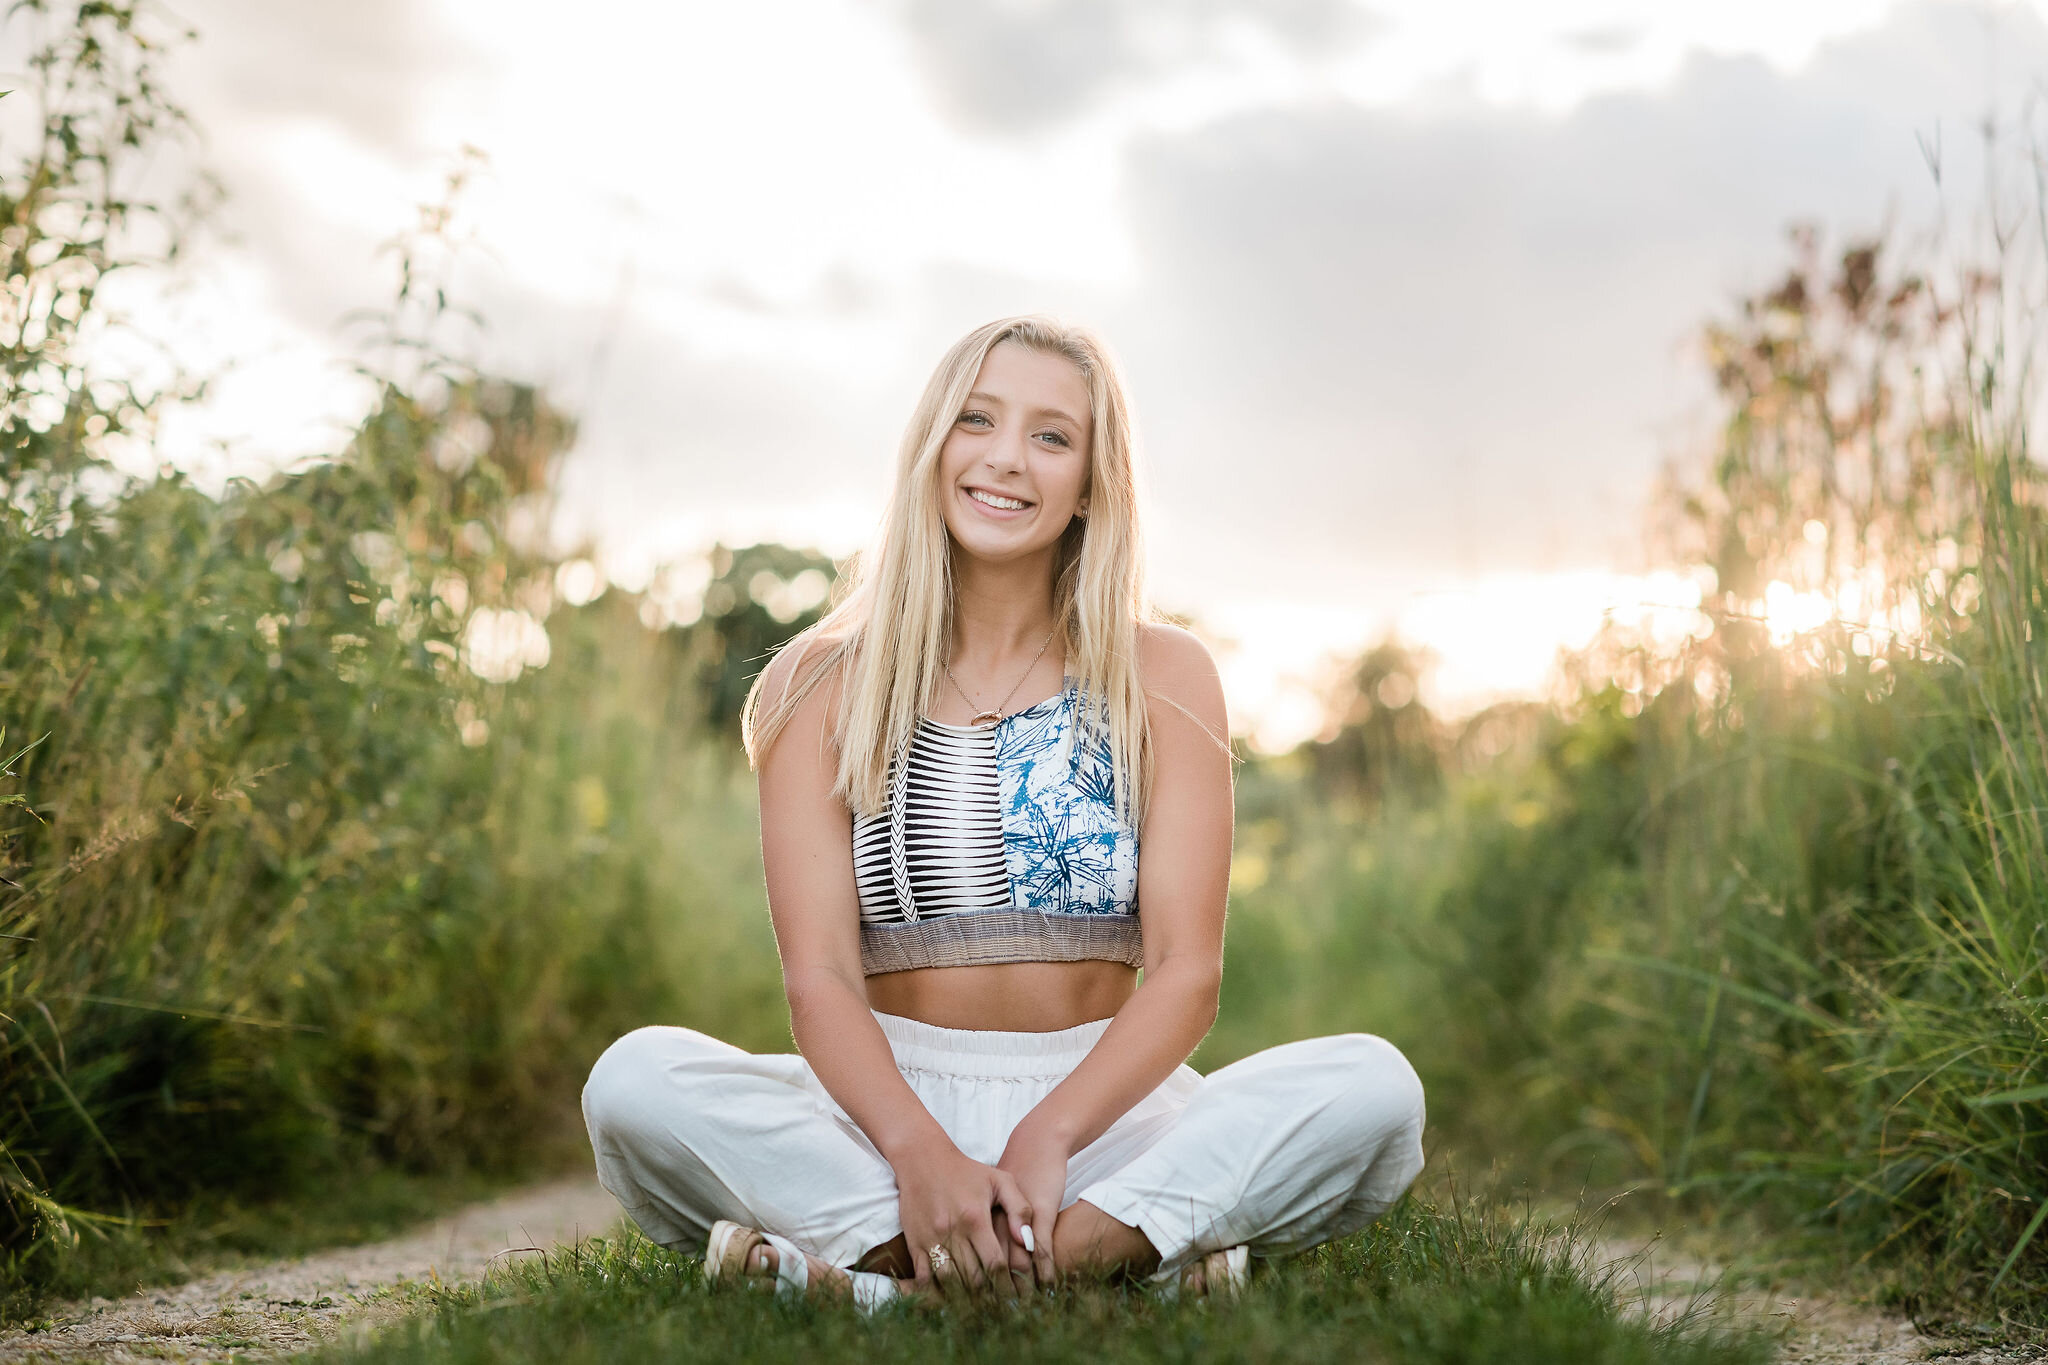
1075;501;1090;519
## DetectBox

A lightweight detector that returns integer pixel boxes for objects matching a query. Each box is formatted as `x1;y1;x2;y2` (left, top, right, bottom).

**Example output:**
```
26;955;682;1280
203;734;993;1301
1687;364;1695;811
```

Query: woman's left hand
995;1122;1067;1289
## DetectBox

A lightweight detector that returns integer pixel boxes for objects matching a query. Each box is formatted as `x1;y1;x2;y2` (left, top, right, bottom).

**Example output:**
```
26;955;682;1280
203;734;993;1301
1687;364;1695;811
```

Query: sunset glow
1210;568;1717;752
17;0;2036;747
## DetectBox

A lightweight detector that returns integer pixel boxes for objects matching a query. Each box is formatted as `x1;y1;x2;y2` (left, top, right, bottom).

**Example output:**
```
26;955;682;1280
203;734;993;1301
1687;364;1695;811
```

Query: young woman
581;316;1426;1308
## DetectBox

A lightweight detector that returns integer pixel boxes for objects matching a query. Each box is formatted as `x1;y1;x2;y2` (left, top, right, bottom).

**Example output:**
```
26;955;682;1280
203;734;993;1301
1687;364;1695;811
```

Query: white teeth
968;488;1028;511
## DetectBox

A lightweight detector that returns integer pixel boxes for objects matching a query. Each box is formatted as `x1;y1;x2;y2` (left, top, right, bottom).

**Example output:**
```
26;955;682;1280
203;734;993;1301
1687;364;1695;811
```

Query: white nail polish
1021;1224;1036;1254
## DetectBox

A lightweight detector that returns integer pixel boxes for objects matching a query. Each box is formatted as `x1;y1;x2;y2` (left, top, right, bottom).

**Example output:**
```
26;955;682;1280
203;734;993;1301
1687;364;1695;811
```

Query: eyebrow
965;391;1087;431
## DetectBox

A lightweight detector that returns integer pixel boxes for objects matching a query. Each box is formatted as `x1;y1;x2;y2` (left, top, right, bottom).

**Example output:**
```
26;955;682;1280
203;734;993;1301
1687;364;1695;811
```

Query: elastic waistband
873;1010;1113;1079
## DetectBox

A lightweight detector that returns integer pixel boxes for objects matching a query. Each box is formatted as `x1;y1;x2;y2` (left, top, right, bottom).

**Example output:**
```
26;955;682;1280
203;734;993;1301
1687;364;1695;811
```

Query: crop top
852;678;1142;975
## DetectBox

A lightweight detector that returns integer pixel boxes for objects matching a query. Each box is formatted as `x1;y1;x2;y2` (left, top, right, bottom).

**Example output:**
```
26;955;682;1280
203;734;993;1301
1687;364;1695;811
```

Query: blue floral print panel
993;682;1139;915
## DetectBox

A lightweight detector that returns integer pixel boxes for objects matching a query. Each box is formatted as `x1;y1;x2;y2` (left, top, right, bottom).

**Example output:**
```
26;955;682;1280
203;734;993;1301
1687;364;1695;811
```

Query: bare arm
754;645;942;1160
754;642;1035;1294
999;624;1233;1165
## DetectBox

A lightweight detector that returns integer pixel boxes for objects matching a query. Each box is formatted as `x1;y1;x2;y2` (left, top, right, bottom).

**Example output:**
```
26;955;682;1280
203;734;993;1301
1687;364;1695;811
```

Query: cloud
1102;0;2048;591
1561;24;1642;55
698;265;885;320
896;0;1381;134
117;1;498;456
174;0;483;159
51;0;2048;636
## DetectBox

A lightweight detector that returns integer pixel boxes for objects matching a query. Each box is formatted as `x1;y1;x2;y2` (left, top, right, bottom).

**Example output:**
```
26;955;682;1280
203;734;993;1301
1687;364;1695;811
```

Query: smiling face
935;339;1094;569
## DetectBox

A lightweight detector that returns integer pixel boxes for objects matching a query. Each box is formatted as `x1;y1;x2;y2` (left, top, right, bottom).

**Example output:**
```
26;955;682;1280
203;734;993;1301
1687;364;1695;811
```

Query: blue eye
959;411;991;427
1037;431;1070;447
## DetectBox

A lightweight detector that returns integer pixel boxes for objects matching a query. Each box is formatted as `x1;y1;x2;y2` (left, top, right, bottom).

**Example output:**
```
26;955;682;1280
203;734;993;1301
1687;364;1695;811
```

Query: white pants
582;1011;1426;1279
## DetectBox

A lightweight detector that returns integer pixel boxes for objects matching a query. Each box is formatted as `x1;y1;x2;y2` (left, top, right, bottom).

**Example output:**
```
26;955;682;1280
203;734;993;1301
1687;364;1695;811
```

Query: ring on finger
928;1242;951;1275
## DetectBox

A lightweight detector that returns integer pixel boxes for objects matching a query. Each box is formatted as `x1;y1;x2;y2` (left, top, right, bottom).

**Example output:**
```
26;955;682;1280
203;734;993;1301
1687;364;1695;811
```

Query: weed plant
0;4;791;1312
1217;225;2048;1333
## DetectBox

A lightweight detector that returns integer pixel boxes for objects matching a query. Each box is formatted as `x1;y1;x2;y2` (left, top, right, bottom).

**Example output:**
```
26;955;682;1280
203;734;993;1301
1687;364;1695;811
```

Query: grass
3;14;795;1311
1203;235;2048;1336
313;1194;1776;1365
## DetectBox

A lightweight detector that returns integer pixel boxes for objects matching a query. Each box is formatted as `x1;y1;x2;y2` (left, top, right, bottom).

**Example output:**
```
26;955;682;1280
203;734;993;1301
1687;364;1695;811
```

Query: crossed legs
582;1025;1426;1293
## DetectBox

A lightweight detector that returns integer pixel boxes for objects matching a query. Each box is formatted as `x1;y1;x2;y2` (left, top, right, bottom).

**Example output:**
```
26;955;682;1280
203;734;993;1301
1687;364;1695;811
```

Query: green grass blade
1966;1083;2048;1108
1990;1198;2048;1292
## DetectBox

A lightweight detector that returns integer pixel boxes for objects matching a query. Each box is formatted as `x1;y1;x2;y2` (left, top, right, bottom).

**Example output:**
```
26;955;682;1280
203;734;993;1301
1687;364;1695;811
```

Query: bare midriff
865;959;1138;1032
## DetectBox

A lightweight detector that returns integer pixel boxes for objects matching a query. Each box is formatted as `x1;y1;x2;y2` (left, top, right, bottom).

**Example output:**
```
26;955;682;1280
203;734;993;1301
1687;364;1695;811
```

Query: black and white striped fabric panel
853;721;1011;921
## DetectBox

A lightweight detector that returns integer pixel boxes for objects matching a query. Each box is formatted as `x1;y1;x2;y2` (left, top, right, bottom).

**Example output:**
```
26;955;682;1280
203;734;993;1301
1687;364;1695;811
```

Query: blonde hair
741;314;1154;823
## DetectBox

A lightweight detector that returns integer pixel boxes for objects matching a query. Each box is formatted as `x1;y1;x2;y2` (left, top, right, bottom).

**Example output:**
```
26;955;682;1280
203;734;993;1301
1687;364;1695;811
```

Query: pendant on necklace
969;710;1003;728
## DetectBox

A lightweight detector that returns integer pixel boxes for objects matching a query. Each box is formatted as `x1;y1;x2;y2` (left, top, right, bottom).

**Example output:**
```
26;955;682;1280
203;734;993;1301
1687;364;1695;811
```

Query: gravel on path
0;1177;624;1364
1601;1235;2045;1365
7;1186;2041;1363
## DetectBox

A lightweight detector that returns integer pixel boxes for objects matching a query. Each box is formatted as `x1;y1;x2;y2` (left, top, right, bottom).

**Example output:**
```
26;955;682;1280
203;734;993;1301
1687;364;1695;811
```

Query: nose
984;425;1029;475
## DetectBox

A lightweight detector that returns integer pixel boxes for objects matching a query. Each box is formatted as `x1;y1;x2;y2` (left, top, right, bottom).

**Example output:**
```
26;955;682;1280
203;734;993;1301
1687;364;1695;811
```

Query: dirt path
0;1177;623;1363
1602;1235;2043;1364
5;1187;2039;1363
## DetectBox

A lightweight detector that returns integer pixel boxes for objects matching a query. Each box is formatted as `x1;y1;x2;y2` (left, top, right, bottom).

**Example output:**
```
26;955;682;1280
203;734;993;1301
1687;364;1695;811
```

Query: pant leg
1072;1032;1425;1277
581;1025;904;1268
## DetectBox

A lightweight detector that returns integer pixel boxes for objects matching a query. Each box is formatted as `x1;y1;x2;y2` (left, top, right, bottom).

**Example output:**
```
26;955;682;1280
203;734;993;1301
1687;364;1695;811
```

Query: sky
8;0;2046;747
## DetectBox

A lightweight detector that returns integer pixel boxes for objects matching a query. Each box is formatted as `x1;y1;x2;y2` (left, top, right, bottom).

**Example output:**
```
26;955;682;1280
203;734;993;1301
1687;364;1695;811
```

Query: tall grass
0;4;795;1311
0;368;787;1307
1217;223;2048;1330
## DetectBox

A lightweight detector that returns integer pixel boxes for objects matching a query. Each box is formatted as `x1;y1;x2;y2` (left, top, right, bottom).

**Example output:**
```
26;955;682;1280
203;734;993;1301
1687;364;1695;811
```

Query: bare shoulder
757;628;845;709
1136;620;1227;737
750;628;849;760
1136;619;1218;686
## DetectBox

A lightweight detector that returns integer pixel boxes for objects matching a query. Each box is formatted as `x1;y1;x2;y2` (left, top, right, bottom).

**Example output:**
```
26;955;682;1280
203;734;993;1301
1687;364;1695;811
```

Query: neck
949;545;1061;666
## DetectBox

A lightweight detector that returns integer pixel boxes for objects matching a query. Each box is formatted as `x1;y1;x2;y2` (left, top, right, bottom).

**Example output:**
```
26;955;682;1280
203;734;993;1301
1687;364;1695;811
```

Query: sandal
1192;1244;1249;1299
705;1219;901;1311
707;1220;798;1293
1152;1244;1250;1302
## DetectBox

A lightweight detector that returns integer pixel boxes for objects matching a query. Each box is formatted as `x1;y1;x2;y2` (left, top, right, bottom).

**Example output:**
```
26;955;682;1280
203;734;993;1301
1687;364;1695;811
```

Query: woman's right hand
894;1142;1038;1300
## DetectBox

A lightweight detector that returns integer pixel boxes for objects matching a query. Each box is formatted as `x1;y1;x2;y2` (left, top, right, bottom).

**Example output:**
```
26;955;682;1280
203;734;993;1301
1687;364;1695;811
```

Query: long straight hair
741;315;1154;823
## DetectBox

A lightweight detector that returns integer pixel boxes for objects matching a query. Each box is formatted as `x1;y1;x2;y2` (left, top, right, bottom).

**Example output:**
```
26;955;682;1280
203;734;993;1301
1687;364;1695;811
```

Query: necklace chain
942;626;1058;727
